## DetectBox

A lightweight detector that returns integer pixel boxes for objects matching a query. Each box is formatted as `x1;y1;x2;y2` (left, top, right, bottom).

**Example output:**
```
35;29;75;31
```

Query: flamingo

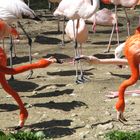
65;18;88;82
101;0;139;52
0;20;20;79
0;47;62;129
0;0;40;79
86;8;118;52
48;0;66;46
76;26;140;121
53;0;100;83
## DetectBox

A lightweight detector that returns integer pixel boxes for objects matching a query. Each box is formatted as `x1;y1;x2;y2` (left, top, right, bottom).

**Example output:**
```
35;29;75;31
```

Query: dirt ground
0;6;140;140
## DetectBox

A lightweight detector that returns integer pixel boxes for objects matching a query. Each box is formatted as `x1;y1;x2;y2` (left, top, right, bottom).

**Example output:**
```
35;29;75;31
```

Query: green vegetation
0;130;50;140
105;130;140;140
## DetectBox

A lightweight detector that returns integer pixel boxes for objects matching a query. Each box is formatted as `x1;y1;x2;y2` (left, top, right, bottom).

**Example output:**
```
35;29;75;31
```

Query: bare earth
0;7;140;140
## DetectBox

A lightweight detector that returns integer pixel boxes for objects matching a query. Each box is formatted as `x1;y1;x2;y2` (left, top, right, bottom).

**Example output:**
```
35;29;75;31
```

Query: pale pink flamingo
65;18;89;82
53;0;100;83
101;0;139;52
0;47;62;130
86;8;118;52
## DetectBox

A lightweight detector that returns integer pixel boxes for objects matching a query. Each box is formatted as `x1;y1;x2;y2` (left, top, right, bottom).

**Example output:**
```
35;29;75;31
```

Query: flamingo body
0;0;36;23
87;8;116;26
53;0;100;20
65;18;88;44
116;26;140;121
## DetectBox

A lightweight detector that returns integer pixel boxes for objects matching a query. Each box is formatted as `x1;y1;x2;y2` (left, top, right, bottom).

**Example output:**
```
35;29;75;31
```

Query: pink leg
0;73;28;129
106;24;115;52
115;5;120;46
123;7;130;36
106;90;140;98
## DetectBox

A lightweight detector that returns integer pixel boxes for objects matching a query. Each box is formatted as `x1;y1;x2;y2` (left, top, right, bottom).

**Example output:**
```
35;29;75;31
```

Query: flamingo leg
123;8;130;36
115;5;120;47
9;35;14;80
17;21;33;79
73;19;85;84
61;16;65;46
0;73;28;130
106;24;115;53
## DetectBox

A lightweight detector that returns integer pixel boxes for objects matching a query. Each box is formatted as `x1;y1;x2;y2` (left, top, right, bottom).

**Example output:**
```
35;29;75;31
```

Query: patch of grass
0;130;50;140
105;130;140;140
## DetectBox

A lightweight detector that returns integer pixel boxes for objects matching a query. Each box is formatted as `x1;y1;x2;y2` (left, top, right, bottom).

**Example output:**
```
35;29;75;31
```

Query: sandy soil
0;7;140;140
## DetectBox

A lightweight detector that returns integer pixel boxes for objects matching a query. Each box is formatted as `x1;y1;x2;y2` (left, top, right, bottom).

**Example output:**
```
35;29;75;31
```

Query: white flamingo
53;0;100;83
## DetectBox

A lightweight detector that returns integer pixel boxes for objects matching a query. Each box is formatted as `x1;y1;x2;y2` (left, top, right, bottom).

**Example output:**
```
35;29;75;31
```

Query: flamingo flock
0;0;140;130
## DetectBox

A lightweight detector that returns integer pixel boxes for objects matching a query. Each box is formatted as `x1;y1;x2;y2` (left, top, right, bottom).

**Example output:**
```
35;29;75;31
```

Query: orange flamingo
0;20;19;48
0;47;62;129
115;26;140;121
0;20;20;79
76;26;140;121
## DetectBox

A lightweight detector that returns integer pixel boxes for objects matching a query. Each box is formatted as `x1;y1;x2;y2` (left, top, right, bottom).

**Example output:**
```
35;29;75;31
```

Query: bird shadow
109;72;131;79
0;104;18;112
7;56;30;66
26;119;77;138
92;40;125;45
34;35;61;45
7;79;39;92
33;100;88;111
93;53;115;59
34;84;66;92
29;89;74;98
47;70;93;77
43;53;71;59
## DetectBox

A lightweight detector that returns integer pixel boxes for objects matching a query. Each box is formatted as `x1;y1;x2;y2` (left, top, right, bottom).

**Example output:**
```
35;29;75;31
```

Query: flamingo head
10;27;20;39
0;20;6;31
116;99;127;121
135;26;140;34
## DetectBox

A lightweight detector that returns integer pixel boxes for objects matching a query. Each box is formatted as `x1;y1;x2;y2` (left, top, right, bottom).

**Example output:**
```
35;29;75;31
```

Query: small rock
33;53;39;56
71;120;85;128
32;91;38;95
79;131;90;139
66;84;73;87
6;95;12;98
25;103;33;108
105;111;111;116
71;113;78;117
46;85;57;90
85;124;92;129
97;122;114;130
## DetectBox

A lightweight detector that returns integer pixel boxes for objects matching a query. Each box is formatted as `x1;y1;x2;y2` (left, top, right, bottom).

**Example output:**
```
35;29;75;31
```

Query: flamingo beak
15;119;26;130
117;111;127;122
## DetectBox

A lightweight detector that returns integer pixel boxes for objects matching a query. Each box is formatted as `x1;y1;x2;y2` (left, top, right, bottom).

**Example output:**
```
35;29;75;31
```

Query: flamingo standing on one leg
101;0;139;52
65;18;88;82
0;0;40;79
53;0;100;83
0;47;62;130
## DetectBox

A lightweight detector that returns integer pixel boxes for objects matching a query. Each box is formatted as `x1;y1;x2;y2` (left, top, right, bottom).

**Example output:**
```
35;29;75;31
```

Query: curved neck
91;0;100;12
